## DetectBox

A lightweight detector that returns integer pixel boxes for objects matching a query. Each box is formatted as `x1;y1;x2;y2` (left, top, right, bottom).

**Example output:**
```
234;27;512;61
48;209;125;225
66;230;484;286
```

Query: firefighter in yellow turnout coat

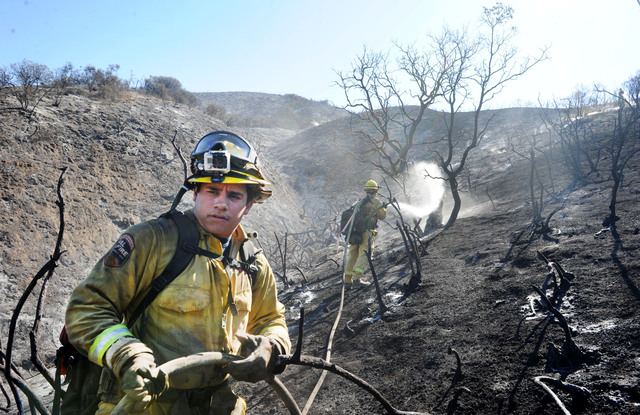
343;180;387;288
65;131;291;414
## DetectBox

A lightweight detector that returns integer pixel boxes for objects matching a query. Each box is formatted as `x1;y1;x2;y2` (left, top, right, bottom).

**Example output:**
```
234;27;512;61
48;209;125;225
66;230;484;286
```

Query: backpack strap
179;236;261;316
239;240;261;286
127;210;199;328
186;238;262;285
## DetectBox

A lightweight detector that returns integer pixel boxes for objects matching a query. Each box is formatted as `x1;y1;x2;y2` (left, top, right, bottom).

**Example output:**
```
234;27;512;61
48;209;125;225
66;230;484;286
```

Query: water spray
397;162;445;221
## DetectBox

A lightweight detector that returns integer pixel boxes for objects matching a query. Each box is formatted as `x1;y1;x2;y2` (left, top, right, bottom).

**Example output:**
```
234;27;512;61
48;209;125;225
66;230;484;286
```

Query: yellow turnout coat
65;209;290;411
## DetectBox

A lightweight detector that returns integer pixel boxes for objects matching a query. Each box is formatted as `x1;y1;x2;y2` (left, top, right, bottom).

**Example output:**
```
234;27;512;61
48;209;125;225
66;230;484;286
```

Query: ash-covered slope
271;106;551;217
0;90;311;368
239;105;640;414
2;89;639;415
195;91;349;130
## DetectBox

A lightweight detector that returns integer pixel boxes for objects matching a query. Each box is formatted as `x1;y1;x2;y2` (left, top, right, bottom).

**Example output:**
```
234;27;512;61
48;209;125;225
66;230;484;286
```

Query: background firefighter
343;180;387;289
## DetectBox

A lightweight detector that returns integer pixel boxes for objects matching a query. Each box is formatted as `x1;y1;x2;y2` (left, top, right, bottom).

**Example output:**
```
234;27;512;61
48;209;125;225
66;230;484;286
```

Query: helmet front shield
188;131;272;202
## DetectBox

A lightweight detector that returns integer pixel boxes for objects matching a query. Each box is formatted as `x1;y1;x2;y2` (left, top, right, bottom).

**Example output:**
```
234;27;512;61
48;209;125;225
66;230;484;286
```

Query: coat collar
184;209;249;255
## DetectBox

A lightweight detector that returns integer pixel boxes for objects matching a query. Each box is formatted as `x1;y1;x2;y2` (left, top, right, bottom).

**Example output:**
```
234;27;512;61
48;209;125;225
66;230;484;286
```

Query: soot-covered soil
236;156;640;414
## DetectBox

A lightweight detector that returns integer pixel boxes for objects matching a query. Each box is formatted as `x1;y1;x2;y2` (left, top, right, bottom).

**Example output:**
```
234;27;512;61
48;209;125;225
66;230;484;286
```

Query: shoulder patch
104;233;135;267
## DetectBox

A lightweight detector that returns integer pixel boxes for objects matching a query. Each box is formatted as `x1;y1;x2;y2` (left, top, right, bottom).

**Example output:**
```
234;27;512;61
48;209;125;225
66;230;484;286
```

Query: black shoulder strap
127;211;199;328
239;239;261;285
188;238;261;284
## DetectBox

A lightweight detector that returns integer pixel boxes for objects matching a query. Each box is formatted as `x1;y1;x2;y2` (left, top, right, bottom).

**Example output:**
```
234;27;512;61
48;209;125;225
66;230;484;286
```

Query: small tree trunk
608;171;620;229
444;177;461;230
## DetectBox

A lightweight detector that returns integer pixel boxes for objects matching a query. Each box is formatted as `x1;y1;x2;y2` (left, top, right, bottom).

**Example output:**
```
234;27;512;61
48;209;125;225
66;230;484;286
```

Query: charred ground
1;90;639;414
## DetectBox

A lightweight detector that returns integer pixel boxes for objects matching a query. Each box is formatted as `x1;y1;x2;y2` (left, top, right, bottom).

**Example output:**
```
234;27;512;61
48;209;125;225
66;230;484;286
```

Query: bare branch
433;5;548;229
4;168;67;414
533;376;590;415
170;130;189;181
279;353;429;415
335;38;447;181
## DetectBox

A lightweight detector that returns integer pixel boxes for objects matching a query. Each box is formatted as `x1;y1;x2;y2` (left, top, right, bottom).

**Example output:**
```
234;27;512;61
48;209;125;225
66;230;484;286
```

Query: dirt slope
1;90;639;414
0;90;310;371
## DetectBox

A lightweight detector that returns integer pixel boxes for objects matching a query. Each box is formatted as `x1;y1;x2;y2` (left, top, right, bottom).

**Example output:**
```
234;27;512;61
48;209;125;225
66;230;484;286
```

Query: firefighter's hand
108;339;166;413
226;333;278;383
119;352;159;412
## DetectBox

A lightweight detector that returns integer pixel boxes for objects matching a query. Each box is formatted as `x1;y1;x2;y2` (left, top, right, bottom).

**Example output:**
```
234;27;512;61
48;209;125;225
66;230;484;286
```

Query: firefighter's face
193;183;253;238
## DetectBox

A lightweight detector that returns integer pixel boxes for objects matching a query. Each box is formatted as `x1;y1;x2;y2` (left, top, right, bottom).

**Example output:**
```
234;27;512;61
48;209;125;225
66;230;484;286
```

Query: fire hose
111;352;301;415
111;349;429;415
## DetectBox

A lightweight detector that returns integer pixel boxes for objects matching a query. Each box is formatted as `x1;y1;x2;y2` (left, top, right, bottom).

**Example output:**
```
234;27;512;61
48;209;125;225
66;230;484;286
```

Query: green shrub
144;76;197;107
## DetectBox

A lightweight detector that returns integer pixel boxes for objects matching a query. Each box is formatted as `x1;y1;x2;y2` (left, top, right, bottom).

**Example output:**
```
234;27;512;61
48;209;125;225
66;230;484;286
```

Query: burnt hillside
0;90;312;371
195;91;348;130
1;89;639;414
246;102;640;414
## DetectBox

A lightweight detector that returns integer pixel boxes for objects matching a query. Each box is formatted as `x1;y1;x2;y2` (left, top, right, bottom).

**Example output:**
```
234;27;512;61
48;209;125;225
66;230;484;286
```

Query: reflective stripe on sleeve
259;325;287;337
89;324;133;365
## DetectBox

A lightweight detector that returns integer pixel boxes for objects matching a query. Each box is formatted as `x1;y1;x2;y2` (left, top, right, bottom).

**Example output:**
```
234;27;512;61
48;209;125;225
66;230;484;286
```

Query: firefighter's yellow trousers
343;231;375;283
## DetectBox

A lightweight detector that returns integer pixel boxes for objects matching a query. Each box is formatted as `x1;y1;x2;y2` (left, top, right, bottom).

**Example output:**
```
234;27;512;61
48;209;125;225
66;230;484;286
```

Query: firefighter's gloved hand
226;333;279;383
119;352;158;412
107;339;165;413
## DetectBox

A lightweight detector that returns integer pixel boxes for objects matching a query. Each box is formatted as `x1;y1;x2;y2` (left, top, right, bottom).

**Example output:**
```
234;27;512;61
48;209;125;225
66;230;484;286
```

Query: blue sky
2;0;640;109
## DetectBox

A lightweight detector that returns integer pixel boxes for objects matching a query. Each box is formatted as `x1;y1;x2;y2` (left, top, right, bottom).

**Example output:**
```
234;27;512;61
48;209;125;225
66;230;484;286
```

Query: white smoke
397;162;446;220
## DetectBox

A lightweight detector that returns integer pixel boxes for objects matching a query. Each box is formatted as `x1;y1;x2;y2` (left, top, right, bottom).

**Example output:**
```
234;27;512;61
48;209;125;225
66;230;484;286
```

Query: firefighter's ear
243;200;254;217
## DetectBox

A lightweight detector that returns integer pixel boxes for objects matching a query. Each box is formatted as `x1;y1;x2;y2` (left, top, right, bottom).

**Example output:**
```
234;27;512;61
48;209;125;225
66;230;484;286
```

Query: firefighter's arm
245;253;291;355
65;221;174;410
227;254;289;382
65;220;174;366
376;198;388;220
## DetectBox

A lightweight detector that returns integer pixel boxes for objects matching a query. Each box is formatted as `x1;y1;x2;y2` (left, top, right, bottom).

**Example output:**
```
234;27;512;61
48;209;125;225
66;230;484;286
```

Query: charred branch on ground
533;376;591;415
364;244;389;315
532;286;598;375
